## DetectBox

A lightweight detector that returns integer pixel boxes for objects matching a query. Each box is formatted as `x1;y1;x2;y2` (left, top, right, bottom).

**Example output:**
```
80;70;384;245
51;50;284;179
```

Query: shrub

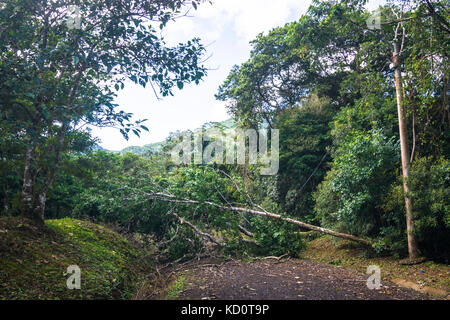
383;157;450;260
314;129;399;237
249;216;304;257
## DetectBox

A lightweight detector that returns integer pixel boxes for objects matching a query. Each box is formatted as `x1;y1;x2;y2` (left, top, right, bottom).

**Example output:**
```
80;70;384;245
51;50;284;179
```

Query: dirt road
174;258;429;300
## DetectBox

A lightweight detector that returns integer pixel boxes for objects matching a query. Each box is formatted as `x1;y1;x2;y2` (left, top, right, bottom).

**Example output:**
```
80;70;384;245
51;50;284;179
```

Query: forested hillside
0;0;448;300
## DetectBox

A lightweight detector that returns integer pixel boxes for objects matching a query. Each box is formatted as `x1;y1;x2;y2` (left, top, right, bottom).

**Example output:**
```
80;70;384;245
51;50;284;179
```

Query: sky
91;0;384;151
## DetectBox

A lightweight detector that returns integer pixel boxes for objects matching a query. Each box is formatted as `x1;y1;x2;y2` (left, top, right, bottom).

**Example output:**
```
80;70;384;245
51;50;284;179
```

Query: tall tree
391;20;419;260
387;0;449;260
0;0;207;222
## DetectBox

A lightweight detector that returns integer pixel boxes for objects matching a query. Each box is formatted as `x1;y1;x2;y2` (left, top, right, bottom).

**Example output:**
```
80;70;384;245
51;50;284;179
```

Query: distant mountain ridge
118;141;164;155
104;118;236;155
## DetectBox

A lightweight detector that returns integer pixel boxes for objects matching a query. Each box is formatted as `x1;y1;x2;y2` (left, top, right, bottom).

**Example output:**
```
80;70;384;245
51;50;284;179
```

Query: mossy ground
301;236;449;295
0;217;153;299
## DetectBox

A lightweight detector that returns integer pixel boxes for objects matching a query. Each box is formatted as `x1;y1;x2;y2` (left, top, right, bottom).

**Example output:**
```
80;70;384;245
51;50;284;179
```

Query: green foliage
0;0;207;220
383;157;450;259
165;228;203;262
71;151;167;235
332;71;399;144
66;157;233;260
216;0;448;260
410;158;450;260
216;21;315;127
249;216;304;257
166;275;188;300
275;95;334;222
61;149;304;260
380;181;409;256
314;129;400;237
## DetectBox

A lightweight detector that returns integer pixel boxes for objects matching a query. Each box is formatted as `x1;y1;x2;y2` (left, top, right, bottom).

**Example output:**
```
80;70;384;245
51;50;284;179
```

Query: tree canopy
0;0;208;220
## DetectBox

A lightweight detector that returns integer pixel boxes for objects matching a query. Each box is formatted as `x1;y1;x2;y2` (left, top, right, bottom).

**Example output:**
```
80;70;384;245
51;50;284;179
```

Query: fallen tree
148;191;373;247
171;211;225;246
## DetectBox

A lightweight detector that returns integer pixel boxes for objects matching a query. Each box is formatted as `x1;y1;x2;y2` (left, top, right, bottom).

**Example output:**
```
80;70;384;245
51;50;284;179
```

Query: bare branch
171;211;225;247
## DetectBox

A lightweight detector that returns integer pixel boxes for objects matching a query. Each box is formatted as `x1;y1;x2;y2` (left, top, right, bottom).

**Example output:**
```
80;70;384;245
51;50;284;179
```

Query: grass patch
166;275;188;300
0;217;153;299
301;235;450;295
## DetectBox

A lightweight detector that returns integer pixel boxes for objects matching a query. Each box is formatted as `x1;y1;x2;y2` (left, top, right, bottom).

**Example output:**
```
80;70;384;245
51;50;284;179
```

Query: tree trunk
2;178;9;216
20;123;68;222
171;211;225;246
35;123;68;221
21;142;42;222
392;42;419;260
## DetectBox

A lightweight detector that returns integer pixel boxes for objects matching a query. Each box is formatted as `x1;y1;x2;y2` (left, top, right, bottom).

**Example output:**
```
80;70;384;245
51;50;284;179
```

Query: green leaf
132;129;140;137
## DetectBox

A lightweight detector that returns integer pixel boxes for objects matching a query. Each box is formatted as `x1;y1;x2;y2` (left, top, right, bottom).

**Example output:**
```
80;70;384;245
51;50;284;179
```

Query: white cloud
164;0;312;44
206;0;311;42
366;0;387;11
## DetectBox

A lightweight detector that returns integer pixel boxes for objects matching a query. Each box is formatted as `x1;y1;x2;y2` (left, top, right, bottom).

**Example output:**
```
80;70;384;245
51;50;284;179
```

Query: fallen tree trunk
171;212;225;246
238;224;255;238
149;192;372;247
